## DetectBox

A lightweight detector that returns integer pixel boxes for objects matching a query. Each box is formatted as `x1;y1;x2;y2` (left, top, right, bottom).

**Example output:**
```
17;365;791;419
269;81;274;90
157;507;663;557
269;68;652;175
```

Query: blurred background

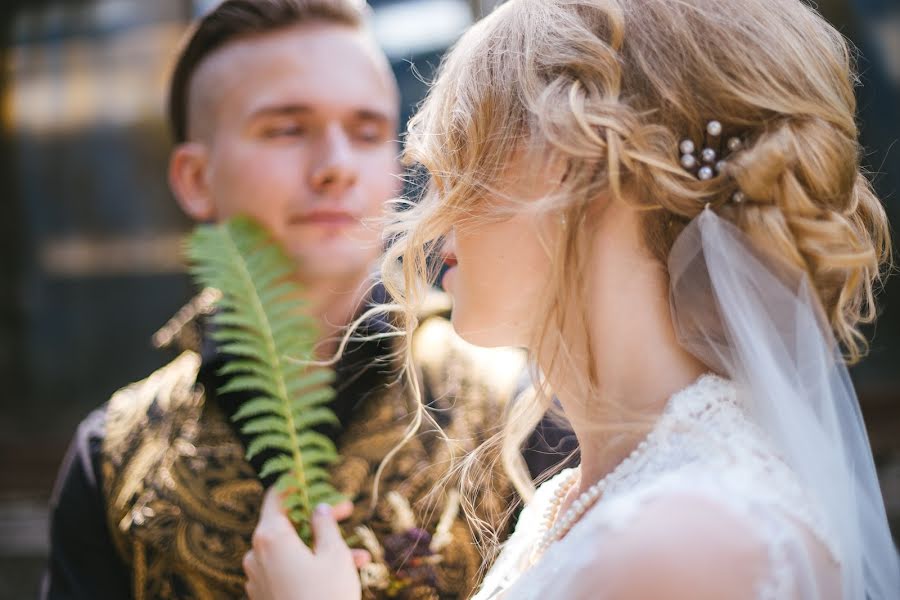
0;0;897;597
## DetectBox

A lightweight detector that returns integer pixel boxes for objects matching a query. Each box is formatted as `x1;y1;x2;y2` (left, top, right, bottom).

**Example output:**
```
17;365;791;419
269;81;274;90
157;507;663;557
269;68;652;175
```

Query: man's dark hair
168;0;366;143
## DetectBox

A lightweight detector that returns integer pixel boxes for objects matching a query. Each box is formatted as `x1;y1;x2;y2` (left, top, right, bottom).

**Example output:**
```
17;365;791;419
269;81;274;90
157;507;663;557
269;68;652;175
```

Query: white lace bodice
474;375;841;600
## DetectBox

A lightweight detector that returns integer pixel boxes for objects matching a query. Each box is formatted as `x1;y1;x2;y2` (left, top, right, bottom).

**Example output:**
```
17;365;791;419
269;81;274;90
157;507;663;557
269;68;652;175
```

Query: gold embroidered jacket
94;295;525;600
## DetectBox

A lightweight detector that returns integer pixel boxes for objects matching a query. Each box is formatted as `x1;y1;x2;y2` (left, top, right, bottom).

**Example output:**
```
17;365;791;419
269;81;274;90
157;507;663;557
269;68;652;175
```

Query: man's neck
297;269;375;359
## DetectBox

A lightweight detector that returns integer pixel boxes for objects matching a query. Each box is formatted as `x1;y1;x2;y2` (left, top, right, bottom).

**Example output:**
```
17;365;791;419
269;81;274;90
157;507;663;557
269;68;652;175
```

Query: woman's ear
169;142;216;222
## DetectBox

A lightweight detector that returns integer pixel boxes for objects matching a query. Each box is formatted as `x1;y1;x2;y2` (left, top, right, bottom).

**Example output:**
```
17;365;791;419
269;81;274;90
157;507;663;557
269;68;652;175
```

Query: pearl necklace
533;436;653;561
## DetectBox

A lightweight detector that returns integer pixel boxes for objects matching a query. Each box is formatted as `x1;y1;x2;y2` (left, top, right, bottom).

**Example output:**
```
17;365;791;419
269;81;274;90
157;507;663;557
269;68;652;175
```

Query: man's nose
309;125;358;194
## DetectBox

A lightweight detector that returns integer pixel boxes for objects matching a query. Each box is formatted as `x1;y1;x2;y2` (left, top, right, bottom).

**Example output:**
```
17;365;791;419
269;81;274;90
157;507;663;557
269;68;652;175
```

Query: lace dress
473;375;842;600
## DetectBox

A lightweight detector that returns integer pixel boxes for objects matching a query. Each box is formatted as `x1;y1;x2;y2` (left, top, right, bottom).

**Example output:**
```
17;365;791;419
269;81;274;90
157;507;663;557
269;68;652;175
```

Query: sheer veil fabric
668;207;899;599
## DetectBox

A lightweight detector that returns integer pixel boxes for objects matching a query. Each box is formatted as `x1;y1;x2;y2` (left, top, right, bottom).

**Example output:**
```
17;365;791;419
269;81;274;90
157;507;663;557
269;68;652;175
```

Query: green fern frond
186;217;344;544
232;398;285;421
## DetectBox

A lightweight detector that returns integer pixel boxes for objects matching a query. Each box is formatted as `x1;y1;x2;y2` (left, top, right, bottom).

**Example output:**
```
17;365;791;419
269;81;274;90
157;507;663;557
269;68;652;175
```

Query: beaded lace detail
473;374;838;600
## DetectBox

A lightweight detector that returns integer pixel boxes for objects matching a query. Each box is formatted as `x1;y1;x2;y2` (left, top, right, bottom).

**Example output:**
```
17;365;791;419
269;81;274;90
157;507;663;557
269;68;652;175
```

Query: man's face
176;23;401;281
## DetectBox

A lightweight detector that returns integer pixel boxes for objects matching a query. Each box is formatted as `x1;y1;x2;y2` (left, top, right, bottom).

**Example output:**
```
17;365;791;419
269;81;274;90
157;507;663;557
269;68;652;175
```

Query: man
41;1;551;598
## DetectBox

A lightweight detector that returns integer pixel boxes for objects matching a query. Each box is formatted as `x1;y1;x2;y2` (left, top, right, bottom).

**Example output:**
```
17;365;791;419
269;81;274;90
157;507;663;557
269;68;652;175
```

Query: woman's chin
440;265;457;294
450;313;513;349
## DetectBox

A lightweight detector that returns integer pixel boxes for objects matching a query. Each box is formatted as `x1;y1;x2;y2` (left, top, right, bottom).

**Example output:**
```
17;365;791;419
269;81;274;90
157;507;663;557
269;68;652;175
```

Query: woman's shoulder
518;484;841;600
588;493;768;599
577;490;838;600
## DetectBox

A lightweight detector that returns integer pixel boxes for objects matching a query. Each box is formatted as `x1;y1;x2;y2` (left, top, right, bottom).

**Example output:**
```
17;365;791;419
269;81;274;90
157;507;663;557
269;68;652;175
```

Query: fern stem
223;232;312;522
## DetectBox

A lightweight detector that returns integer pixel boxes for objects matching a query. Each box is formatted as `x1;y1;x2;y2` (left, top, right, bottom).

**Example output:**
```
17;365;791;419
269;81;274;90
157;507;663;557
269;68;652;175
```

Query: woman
242;0;900;598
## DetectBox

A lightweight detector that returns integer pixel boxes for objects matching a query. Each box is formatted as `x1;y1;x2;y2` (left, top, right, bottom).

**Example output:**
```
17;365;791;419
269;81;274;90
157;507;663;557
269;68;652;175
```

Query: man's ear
169;142;216;222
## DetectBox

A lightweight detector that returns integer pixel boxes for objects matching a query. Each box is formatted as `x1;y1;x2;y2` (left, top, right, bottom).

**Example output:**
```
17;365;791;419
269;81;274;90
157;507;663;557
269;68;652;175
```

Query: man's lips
290;211;358;226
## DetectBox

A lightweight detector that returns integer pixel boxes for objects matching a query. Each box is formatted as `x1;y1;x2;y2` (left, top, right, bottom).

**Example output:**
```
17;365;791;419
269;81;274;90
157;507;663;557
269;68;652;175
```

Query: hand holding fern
244;487;370;600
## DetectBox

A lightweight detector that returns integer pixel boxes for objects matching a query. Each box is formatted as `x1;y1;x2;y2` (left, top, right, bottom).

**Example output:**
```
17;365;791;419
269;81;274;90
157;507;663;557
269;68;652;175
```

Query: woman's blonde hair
379;0;891;558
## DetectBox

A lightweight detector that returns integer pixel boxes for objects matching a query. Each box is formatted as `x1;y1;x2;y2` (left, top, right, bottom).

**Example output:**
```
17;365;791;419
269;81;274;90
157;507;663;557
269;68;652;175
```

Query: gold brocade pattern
101;312;525;600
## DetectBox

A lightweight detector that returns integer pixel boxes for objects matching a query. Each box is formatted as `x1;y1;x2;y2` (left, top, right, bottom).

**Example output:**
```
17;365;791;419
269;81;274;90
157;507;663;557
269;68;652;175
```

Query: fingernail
315;503;331;516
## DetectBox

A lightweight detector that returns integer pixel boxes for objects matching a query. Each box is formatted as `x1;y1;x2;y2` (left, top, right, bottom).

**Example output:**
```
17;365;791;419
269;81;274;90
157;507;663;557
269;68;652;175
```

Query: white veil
668;206;900;599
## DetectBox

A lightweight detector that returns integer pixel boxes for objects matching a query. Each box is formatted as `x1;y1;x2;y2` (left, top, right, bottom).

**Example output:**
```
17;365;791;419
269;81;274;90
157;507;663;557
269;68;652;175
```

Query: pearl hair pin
679;120;747;204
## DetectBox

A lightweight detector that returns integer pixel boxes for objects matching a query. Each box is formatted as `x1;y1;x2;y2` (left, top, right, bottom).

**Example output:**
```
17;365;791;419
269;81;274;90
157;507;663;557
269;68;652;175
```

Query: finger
245;580;260;600
331;500;354;522
242;549;258;578
260;486;289;519
351;549;371;569
255;488;299;545
253;492;311;560
311;503;348;555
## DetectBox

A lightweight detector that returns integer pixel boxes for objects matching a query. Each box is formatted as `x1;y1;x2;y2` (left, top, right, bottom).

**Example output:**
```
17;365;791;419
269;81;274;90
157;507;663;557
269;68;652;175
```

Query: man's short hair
168;0;367;143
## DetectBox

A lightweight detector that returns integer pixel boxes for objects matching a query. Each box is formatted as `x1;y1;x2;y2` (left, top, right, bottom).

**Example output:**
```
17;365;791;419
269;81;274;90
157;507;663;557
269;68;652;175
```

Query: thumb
311;503;347;555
